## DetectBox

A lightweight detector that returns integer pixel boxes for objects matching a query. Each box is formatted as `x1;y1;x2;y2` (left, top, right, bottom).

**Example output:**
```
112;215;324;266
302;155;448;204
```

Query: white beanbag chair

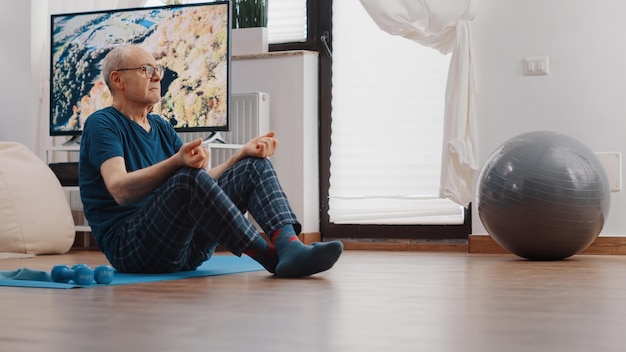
0;142;74;254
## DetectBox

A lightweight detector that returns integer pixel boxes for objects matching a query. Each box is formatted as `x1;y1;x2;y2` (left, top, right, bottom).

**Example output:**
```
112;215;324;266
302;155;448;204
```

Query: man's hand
244;131;278;158
178;138;209;169
206;132;278;179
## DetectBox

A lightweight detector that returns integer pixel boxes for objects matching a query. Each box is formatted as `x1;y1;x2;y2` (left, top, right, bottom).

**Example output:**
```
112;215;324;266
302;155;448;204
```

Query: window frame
271;0;471;240
268;0;319;52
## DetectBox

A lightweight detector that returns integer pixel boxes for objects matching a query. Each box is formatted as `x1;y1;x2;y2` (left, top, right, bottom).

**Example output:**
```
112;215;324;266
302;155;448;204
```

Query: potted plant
232;0;269;55
233;0;267;28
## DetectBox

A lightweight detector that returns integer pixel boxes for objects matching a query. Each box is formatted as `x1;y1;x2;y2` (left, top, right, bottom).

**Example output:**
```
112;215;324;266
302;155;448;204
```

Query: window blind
329;1;464;225
267;0;306;43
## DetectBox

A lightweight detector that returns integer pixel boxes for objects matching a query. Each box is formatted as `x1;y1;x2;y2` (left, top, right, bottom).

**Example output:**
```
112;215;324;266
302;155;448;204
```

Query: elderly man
79;45;342;277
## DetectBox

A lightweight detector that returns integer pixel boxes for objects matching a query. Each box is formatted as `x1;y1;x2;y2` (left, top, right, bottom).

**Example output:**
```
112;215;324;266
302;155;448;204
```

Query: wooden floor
2;250;626;351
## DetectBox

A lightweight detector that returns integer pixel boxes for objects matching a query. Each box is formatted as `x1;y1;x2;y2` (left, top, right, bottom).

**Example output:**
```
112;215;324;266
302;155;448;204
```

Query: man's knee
245;156;274;174
175;167;211;179
170;167;215;189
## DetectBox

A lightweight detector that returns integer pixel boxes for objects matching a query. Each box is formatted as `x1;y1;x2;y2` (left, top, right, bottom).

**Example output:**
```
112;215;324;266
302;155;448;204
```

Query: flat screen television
49;1;231;142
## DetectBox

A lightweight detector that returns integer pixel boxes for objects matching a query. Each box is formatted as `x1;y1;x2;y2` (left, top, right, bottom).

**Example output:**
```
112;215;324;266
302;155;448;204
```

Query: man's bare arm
101;138;208;206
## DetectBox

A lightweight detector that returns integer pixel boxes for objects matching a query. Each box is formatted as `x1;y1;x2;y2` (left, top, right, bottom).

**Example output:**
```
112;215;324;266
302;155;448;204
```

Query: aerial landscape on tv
51;4;229;134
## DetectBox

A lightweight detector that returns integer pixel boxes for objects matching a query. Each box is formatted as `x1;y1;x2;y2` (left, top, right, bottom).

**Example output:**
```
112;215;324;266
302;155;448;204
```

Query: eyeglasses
116;65;165;79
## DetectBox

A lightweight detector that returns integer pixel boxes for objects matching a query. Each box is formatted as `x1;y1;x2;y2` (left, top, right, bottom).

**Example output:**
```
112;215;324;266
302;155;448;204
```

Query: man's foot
275;240;343;278
271;225;343;278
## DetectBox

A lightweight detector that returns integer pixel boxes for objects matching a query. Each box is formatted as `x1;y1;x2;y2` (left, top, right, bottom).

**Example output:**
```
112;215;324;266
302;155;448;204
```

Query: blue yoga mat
0;255;264;289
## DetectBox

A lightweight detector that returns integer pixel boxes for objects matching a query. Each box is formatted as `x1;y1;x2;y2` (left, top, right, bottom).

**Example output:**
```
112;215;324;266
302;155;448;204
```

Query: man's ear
110;71;124;91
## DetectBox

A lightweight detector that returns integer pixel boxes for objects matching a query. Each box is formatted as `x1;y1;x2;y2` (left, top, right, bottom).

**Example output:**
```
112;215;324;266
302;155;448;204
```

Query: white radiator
180;92;270;167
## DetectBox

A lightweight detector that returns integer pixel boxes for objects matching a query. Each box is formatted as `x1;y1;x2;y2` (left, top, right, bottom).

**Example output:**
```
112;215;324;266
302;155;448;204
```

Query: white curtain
33;0;146;159
359;0;478;207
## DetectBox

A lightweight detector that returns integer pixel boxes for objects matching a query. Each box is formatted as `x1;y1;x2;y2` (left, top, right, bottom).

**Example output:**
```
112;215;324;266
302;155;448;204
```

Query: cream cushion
0;142;74;254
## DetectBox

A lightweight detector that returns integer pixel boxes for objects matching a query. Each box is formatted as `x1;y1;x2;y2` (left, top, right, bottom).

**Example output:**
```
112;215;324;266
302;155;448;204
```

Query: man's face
117;47;162;106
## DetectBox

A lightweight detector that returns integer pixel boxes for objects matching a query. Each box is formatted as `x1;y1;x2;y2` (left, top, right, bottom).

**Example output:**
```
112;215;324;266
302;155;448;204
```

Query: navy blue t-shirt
79;106;183;254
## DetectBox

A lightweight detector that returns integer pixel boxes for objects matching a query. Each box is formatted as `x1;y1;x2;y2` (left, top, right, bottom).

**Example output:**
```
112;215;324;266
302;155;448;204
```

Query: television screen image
49;1;231;137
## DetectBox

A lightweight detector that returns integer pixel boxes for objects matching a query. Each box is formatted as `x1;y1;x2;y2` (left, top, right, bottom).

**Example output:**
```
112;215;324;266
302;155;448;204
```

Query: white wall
5;0;626;236
471;0;626;236
0;1;38;149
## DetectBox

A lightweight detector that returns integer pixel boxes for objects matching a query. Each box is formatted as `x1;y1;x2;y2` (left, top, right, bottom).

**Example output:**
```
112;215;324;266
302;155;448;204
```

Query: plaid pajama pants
106;157;300;273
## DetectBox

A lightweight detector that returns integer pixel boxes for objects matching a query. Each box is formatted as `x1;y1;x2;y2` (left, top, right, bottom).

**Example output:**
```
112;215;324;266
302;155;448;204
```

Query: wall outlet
595;152;622;192
523;56;549;76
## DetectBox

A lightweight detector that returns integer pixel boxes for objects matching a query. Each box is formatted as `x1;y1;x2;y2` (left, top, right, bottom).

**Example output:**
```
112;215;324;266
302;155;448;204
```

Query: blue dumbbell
71;264;115;284
52;264;115;285
51;265;94;285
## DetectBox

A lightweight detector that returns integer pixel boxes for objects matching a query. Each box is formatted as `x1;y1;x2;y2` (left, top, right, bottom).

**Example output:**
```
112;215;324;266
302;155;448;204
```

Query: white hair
101;45;134;95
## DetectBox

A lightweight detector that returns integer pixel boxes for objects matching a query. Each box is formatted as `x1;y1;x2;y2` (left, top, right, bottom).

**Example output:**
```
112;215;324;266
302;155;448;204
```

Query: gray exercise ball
476;131;611;260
